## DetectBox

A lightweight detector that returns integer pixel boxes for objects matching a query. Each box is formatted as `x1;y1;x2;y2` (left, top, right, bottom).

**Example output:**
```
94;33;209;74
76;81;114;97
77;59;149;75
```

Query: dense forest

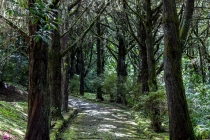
0;0;209;139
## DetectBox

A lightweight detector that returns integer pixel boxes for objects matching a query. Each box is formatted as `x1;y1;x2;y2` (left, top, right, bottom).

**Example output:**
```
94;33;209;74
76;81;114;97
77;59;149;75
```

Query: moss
133;112;169;139
0;101;27;139
50;108;78;140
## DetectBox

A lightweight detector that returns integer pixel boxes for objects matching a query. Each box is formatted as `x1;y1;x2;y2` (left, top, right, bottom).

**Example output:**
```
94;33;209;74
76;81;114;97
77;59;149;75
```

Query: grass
132;112;169;140
0;101;28;140
0;92;169;139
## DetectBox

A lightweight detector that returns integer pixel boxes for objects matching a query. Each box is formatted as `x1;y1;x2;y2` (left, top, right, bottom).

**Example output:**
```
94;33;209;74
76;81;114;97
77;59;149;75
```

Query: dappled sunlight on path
59;96;140;140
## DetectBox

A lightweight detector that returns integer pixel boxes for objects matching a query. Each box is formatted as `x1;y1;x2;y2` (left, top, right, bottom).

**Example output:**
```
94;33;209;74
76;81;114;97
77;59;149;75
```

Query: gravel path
58;96;140;140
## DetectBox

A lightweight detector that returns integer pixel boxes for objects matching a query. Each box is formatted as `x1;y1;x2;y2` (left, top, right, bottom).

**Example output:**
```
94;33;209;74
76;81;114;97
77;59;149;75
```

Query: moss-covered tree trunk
163;0;196;139
145;0;157;92
48;10;62;119
142;0;161;132
79;46;85;96
69;49;76;79
96;15;104;101
117;35;127;104
61;28;70;112
25;1;50;139
137;18;149;94
116;0;127;105
26;38;50;140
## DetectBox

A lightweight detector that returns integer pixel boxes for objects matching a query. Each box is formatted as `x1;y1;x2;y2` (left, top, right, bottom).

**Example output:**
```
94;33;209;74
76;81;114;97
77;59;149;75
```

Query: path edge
50;107;78;140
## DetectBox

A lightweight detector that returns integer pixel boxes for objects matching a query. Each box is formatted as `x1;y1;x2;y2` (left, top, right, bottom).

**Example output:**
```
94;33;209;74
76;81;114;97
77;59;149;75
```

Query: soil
0;82;28;102
59;96;141;140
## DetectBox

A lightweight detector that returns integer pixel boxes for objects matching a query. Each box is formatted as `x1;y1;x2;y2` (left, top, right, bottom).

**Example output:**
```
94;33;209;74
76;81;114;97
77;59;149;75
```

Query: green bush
186;84;210;139
69;75;80;95
0;52;28;87
101;73;117;101
133;90;168;132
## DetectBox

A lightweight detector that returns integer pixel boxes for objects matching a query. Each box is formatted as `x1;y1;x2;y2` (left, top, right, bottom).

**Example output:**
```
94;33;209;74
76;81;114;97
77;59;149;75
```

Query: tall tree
116;0;128;104
25;0;53;139
144;0;158;92
163;0;196;139
96;10;104;101
49;8;62;119
61;23;70;112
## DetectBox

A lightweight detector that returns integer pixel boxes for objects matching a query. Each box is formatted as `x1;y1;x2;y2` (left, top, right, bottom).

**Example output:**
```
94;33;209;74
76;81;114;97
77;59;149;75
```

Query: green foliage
0;101;27;139
100;72;139;104
0;48;28;87
101;73;117;97
30;0;58;43
123;76;140;106
6;0;61;44
89;75;104;90
186;86;210;139
183;58;210;139
133;112;169;139
194;126;210;140
69;75;80;95
133;90;168;130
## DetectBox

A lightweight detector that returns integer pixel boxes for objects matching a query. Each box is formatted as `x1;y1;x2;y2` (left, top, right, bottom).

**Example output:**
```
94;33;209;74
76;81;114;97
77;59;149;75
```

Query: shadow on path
59;96;140;140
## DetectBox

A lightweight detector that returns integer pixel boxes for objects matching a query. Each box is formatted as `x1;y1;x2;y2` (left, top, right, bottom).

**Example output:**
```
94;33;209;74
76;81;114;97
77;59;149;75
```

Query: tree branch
60;2;110;57
60;7;88;39
52;0;61;7
0;15;30;44
68;0;82;12
180;0;195;43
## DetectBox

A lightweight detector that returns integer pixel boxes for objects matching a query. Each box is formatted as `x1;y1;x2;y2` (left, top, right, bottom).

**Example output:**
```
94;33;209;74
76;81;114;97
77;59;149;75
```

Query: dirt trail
58;96;140;140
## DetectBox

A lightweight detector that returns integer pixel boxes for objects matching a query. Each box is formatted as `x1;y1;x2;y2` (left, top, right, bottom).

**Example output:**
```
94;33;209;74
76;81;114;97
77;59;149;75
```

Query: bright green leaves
30;1;55;25
29;0;61;43
5;0;27;16
18;0;28;8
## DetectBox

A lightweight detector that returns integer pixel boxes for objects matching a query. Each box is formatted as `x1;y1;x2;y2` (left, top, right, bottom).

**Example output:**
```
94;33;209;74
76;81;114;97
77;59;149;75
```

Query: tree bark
163;0;196;139
145;0;157;92
117;35;127;104
61;28;70;112
69;49;76;79
96;15;104;101
141;0;161;132
25;1;50;139
137;18;149;94
79;46;85;96
48;10;63;119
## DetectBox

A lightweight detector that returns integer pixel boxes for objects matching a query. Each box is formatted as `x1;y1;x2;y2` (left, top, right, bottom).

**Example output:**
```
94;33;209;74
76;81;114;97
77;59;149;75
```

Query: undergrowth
186;85;210;139
0;101;27;139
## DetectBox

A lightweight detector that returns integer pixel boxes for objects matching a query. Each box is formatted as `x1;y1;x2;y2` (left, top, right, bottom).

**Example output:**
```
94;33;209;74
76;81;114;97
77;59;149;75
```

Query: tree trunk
137;18;149;94
75;48;81;75
79;46;84;96
25;3;50;138
69;49;76;79
198;46;205;83
163;0;196;139
96;16;104;101
48;11;62;119
117;36;127;104
145;0;157;92
61;27;70;112
145;0;161;132
140;44;149;94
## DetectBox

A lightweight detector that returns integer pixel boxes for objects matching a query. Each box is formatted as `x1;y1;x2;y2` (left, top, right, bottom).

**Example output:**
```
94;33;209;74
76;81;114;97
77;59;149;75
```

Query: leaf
6;9;13;16
42;36;49;44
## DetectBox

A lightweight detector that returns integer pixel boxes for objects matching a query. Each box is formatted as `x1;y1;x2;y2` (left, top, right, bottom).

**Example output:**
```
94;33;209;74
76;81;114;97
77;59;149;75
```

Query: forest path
58;96;140;140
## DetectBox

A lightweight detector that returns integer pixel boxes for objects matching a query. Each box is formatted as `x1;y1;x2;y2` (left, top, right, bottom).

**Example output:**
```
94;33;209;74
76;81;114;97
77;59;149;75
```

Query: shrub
101;73;117;101
186;84;210;139
69;75;80;95
133;90;167;132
